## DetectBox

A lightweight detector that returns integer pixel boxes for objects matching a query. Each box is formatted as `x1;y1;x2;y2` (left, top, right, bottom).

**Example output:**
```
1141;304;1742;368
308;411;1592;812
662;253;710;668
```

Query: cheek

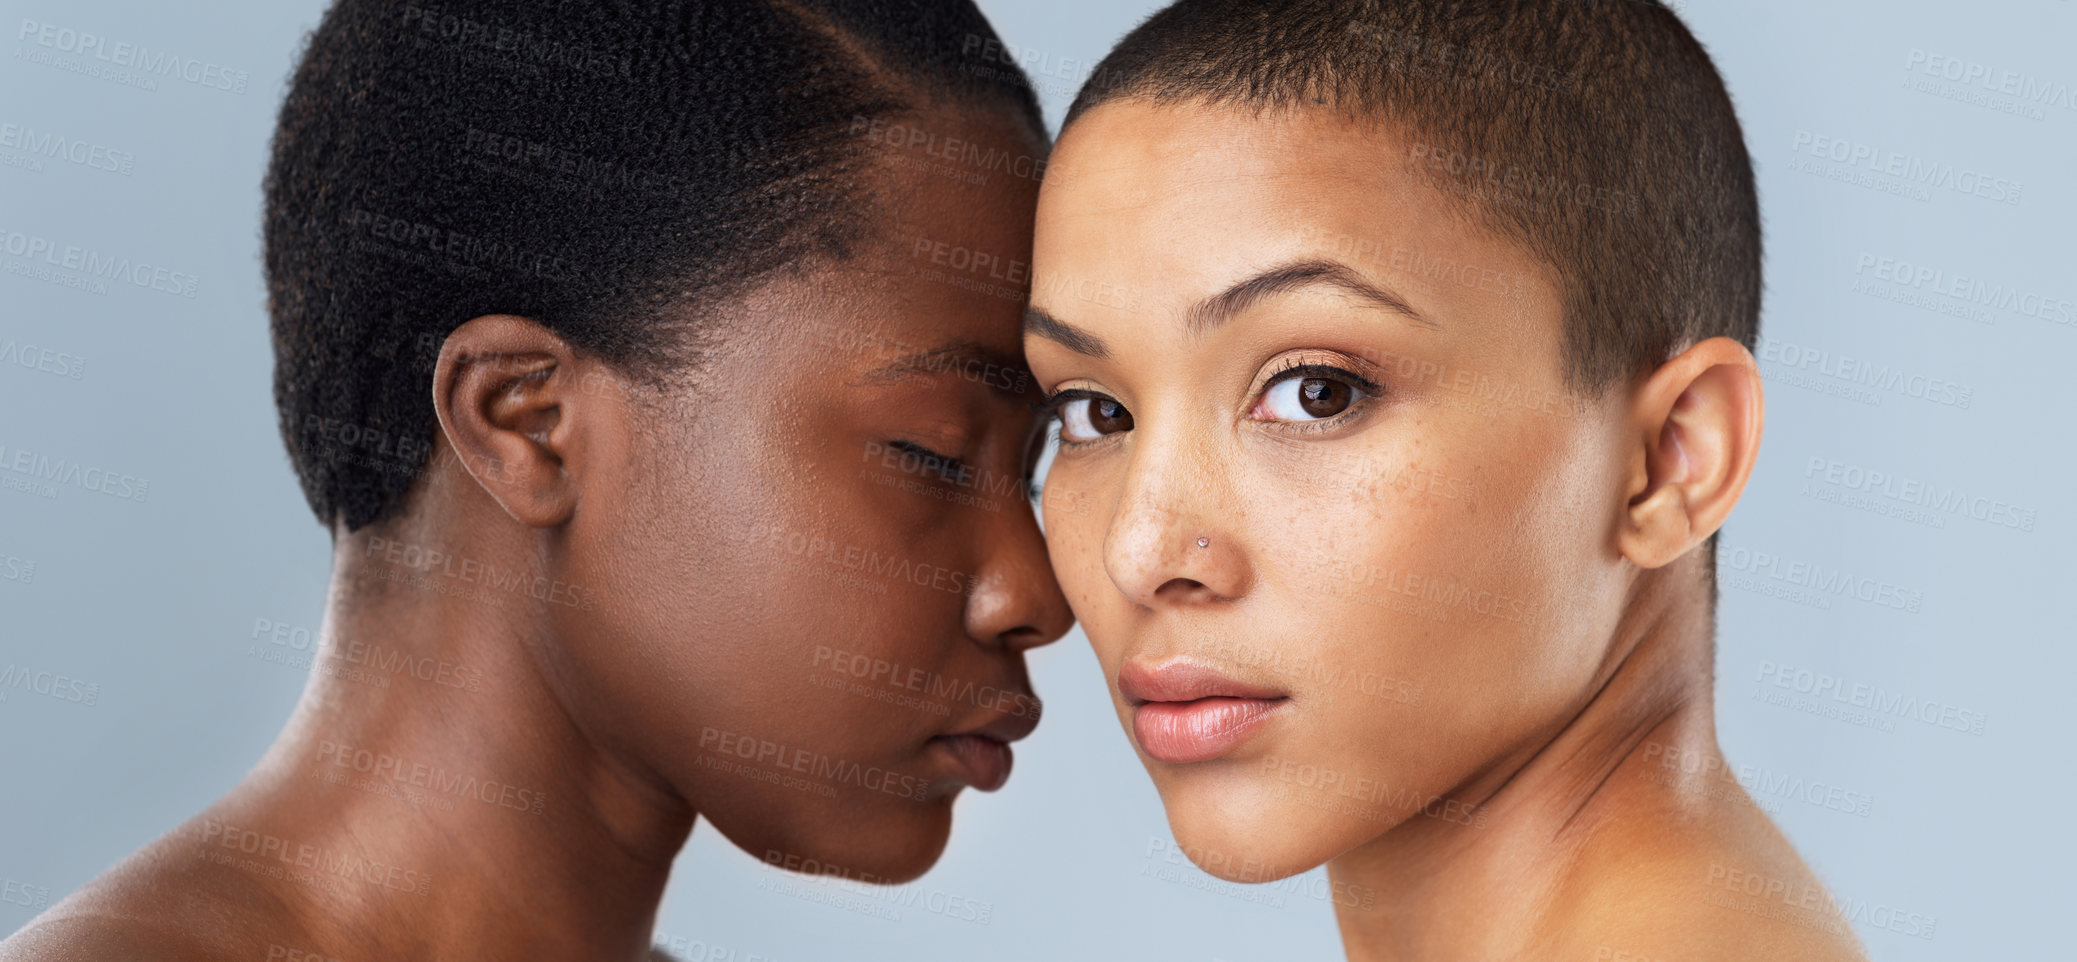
1473;417;1631;670
1269;420;1615;750
578;423;931;759
1040;481;1110;600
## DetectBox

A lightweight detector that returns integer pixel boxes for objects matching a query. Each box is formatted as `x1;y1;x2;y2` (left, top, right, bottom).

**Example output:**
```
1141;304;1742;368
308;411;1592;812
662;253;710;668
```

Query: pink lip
1119;660;1288;764
1118;661;1286;705
1133;697;1285;764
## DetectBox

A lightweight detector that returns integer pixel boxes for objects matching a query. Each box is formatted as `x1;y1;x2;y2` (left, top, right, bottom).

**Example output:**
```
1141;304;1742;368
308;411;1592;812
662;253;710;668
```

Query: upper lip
944;694;1043;744
1117;659;1286;706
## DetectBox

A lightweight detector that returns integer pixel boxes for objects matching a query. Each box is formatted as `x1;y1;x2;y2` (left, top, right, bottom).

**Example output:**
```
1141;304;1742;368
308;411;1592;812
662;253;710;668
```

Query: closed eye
887;440;970;483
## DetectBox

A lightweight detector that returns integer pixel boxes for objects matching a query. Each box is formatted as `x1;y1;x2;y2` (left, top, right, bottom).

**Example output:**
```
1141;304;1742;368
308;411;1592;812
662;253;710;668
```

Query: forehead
708;147;1046;394
721;249;1035;394
1032;100;1556;343
728;107;1046;357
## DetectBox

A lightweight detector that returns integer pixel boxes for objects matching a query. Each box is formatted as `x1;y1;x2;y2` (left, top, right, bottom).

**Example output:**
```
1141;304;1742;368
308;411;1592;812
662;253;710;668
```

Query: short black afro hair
265;0;1044;531
1065;0;1760;394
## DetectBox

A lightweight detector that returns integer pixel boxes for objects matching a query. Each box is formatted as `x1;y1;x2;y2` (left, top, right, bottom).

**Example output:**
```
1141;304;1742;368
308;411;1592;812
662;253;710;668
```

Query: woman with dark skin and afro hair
1;2;1071;959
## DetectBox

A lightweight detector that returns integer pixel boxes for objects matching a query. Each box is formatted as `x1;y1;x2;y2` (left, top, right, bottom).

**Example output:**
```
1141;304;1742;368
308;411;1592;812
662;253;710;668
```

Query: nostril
997;624;1059;652
1152;576;1209;599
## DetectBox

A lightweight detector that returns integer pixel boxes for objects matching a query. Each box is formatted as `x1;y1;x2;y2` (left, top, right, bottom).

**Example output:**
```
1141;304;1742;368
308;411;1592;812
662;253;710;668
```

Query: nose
1103;449;1251;609
965;493;1075;652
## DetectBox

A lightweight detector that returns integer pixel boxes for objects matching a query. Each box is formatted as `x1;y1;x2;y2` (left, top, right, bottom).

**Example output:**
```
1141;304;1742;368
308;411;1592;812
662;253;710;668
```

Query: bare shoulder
0;912;222;962
1;834;313;962
1546;808;1871;962
1553;870;1871;962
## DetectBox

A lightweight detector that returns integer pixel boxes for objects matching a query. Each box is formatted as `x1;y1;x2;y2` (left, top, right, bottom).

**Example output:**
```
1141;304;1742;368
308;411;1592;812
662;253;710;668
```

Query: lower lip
932;735;1014;792
1133;697;1286;764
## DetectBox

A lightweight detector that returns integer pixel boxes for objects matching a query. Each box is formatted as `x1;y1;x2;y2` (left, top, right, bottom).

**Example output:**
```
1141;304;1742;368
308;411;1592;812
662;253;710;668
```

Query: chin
834;796;958;883
1155;775;1360;884
727;795;956;885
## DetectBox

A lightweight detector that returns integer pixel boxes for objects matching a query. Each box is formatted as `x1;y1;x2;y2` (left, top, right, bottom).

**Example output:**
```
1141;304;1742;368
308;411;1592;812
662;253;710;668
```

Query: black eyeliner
1031;387;1109;422
1263;361;1385;396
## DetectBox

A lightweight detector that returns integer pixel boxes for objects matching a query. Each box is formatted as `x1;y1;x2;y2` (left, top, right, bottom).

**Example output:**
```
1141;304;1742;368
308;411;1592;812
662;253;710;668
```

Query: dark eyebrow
857;340;1033;398
1187;258;1437;338
1022;305;1111;360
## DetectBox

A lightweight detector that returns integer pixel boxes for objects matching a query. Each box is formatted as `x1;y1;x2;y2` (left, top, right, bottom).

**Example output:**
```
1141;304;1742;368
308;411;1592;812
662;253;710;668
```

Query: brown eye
1297;378;1351;418
1059;396;1134;442
1092;399;1133;432
1259;372;1368;422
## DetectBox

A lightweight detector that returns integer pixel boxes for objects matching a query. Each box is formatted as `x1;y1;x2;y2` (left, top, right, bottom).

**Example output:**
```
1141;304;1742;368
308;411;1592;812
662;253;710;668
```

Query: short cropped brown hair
1065;0;1760;392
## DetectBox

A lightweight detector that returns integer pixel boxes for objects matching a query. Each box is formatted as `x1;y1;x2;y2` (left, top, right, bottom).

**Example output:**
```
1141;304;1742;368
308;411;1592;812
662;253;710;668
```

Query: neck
1327;562;1723;961
204;505;693;961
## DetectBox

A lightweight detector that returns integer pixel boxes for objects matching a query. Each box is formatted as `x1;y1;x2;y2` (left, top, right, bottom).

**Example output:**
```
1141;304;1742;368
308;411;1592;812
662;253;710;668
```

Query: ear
1617;336;1765;569
430;314;590;527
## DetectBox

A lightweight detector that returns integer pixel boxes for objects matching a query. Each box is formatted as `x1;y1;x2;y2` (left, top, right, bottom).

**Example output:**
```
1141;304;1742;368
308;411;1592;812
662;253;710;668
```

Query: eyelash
1260;360;1384;399
1033;361;1385;446
1253;361;1383;434
1031;388;1116;452
889;440;1060;506
887;440;971;481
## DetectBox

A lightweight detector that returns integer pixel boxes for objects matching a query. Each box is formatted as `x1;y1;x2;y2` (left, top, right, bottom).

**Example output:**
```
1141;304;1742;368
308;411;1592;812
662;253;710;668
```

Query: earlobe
430;314;586;528
1618;336;1765;570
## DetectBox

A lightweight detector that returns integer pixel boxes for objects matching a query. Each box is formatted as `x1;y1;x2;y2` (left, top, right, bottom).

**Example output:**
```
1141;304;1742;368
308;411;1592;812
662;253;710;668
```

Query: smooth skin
2;104;1071;962
1026;100;1866;962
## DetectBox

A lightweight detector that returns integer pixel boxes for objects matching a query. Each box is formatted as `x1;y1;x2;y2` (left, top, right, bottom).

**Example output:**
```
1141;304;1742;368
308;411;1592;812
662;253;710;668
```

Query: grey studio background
1;0;2071;958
